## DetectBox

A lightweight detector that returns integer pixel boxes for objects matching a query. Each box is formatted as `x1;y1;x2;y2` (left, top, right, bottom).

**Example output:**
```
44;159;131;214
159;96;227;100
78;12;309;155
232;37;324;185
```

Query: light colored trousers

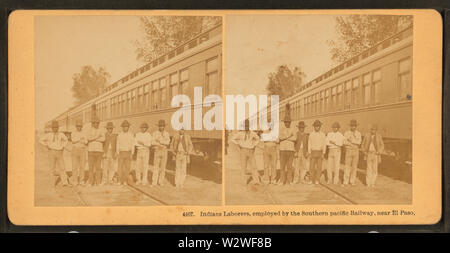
48;149;68;185
327;148;341;184
366;153;379;186
175;153;188;187
293;149;308;183
343;148;359;185
239;148;260;184
135;149;149;184
71;147;86;184
263;144;277;182
102;154;117;184
153;148;168;186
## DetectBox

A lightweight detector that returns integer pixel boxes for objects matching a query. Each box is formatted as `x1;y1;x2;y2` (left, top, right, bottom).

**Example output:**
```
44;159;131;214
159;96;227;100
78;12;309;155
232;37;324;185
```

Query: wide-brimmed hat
332;122;340;128
140;122;149;128
157;119;166;127
51;121;59;128
121;120;130;127
106;122;114;129
349;119;358;126
92;116;100;123
313;120;322;127
370;124;378;130
297;121;306;128
75;120;83;127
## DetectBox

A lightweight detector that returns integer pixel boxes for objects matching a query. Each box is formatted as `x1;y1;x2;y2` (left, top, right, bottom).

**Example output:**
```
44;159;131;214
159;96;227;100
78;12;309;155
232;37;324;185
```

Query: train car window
127;91;132;115
206;57;220;96
345;80;352;109
152;80;159;109
131;89;136;113
352;78;359;108
337;84;343;110
398;58;412;100
138;86;143;111
170;72;178;98
363;73;371;106
331;87;337;111
319;91;324;114
160;77;167;108
372;70;382;104
180;69;189;95
324;89;329;112
143;84;149;111
168;51;176;59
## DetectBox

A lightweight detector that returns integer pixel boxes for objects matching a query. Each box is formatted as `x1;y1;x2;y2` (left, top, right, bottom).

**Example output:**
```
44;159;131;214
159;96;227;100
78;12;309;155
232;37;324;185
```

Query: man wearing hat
152;120;171;186
71;120;87;185
231;119;260;185
277;114;297;185
170;127;193;188
362;124;385;187
325;122;345;185
307;120;326;184
39;120;69;186
86;116;105;186
102;122;117;185
343;119;362;186
293;121;309;184
134;122;153;185
116;120;135;185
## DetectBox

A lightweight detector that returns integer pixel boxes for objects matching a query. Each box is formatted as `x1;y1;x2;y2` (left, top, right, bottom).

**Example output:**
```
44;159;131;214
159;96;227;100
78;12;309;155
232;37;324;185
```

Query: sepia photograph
34;15;223;206
225;14;413;205
7;10;441;225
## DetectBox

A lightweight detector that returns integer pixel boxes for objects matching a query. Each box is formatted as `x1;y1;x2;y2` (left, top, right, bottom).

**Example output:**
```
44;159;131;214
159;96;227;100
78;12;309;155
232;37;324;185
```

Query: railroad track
257;179;358;205
125;184;169;206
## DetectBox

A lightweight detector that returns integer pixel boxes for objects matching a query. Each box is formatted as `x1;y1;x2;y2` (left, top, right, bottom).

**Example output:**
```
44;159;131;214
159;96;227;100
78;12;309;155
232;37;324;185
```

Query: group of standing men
39;117;193;188
231;116;385;187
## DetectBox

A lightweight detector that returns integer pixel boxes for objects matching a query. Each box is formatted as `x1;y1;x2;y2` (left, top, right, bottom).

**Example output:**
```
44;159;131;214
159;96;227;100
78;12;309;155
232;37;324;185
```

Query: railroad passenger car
255;27;413;182
47;24;223;165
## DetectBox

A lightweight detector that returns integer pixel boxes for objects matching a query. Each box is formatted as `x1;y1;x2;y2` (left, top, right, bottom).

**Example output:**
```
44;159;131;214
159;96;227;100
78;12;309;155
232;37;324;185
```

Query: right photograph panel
224;14;413;205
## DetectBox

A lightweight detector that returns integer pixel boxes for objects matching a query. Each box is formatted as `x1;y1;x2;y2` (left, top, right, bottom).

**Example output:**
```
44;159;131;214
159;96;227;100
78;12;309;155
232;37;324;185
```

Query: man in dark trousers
307;120;326;185
293;121;309;184
102;122;117;185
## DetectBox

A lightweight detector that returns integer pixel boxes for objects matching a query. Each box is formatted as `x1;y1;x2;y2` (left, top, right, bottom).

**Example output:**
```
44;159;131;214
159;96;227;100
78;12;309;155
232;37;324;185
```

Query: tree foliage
71;65;111;105
266;65;306;100
328;15;413;63
134;16;222;62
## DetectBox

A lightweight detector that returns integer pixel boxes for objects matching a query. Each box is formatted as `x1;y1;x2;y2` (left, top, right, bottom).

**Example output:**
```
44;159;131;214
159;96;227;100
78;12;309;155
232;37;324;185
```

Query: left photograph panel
34;16;223;206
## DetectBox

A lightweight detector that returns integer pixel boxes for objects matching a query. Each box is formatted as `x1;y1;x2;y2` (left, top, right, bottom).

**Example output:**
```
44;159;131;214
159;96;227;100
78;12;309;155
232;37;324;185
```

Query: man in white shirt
152;120;171;186
86;116;105;186
135;122;152;185
116;120;135;185
39;121;69;186
170;128;193;188
231;119;260;185
325;122;345;185
277;115;297;185
343;119;362;186
362;124;385;187
71;120;87;185
307;120;326;184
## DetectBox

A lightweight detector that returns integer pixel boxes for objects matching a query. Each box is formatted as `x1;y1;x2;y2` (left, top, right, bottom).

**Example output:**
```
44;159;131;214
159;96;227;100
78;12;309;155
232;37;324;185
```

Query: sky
35;16;143;129
225;15;338;96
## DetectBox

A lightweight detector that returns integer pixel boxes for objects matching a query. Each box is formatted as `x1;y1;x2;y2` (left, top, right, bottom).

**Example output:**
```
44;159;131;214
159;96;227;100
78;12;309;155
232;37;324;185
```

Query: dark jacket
103;132;117;156
294;132;309;156
362;133;385;163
